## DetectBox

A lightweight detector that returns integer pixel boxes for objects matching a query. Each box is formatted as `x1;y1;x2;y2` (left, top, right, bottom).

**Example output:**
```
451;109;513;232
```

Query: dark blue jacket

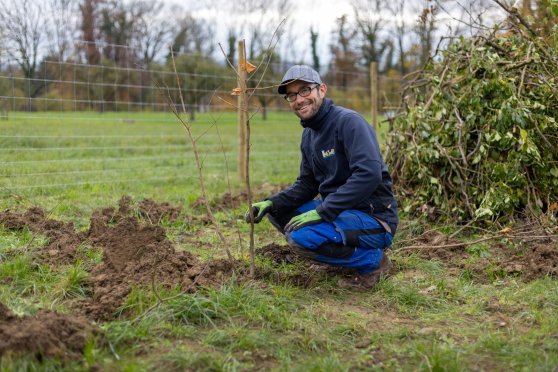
268;99;398;231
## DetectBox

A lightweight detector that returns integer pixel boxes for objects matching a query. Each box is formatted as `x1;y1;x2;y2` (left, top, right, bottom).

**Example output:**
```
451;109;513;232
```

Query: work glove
244;200;273;223
285;210;322;232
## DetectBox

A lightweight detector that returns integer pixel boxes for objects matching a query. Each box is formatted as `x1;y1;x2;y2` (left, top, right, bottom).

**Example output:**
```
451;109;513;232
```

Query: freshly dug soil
81;197;234;320
0;196;235;321
0;207;83;265
397;228;558;281
256;243;294;264
191;184;286;212
0;303;100;359
1;194;556;322
254;243;349;288
479;242;558;281
138;198;182;223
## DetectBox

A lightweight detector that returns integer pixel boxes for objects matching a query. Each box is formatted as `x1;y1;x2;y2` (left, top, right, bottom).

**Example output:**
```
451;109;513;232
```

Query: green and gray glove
285;210;323;232
244;200;273;223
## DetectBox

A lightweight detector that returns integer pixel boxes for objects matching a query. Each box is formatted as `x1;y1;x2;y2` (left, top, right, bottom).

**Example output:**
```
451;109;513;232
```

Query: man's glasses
283;84;320;102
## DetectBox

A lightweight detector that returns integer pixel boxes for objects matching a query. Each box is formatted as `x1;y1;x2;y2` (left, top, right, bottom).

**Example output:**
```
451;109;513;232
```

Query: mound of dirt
0;303;100;359
0;196;235;321
192;185;287;212
191;192;247;212
0;207;83;265
217;192;248;210
254;243;345;288
478;242;558;281
256;243;293;264
87;196;183;227
80;198;234;320
138;198;182;223
398;229;558;281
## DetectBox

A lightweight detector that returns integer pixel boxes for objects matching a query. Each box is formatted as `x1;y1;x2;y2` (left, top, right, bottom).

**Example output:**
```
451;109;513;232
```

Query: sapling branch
167;48;233;263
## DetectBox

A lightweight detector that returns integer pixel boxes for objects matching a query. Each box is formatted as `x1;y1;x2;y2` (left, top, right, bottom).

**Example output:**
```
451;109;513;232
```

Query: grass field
1;111;557;371
0;110;389;219
0;111;304;214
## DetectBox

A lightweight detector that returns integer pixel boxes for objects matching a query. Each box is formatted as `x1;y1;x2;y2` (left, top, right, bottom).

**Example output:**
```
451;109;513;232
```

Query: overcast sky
181;0;357;66
163;0;507;67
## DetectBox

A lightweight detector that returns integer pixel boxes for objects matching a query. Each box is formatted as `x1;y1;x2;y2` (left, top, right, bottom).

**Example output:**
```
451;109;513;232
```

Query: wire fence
0;43;403;203
0;111;304;203
0;43;404;116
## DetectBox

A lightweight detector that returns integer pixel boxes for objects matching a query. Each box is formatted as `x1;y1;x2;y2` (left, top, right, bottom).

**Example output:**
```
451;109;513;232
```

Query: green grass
0;111;304;228
1;111;557;370
0;111;389;214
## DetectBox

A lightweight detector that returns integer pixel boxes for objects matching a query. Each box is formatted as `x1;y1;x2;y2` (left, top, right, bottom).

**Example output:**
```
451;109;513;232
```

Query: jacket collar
300;98;333;130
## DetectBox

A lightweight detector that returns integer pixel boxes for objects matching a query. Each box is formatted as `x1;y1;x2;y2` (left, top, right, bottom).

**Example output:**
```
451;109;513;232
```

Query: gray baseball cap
278;65;322;94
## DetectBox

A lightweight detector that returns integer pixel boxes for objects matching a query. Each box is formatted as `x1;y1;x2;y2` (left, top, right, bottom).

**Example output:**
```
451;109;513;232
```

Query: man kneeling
245;65;399;289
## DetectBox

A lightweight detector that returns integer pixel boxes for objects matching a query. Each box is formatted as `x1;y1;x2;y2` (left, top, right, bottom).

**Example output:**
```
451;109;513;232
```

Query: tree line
0;0;555;117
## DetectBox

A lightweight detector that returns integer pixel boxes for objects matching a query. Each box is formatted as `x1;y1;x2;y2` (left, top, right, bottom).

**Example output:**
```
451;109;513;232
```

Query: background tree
414;0;439;68
99;0;136;66
328;14;359;90
241;0;293;62
80;0;102;65
388;0;410;75
0;0;44;81
226;27;238;66
169;13;216;58
130;0;171;112
164;54;226;121
132;0;171;67
309;27;321;71
0;0;46;108
208;0;294;67
47;0;79;62
351;0;390;71
248;50;281;120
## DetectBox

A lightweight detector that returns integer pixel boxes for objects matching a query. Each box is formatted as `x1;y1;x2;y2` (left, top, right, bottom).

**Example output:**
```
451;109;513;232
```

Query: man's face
285;80;327;120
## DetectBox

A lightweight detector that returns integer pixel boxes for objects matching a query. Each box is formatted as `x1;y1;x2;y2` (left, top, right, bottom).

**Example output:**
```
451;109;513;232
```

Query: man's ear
319;83;327;97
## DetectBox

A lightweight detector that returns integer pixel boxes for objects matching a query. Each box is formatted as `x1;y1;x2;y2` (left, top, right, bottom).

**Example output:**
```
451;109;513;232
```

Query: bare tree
47;0;79;61
243;0;293;60
414;0;439;68
206;0;294;62
79;0;102;65
99;0;137;66
310;27;320;71
132;0;172;67
432;0;501;36
351;0;391;70
0;0;44;79
329;14;359;90
387;0;410;75
169;13;216;58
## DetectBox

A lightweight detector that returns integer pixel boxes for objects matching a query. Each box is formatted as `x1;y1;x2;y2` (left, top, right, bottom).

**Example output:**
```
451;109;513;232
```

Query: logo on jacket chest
321;148;335;158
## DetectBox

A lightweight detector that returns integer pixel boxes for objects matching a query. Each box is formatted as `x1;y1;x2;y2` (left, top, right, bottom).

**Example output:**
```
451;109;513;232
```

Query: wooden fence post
238;40;248;182
370;62;378;131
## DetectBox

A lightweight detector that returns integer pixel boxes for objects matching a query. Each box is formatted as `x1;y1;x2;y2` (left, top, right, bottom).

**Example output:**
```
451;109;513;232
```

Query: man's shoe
337;253;393;289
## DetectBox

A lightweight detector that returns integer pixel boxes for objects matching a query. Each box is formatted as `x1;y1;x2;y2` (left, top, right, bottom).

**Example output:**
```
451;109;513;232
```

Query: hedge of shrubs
386;25;558;223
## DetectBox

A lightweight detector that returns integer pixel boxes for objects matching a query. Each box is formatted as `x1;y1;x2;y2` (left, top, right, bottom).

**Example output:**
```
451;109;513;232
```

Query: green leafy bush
386;29;558;223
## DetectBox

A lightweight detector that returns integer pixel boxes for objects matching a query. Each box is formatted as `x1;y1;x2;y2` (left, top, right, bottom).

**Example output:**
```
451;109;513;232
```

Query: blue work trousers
267;200;394;273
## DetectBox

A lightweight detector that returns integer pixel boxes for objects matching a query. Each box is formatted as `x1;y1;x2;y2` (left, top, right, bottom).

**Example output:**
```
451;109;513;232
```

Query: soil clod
0;303;100;359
